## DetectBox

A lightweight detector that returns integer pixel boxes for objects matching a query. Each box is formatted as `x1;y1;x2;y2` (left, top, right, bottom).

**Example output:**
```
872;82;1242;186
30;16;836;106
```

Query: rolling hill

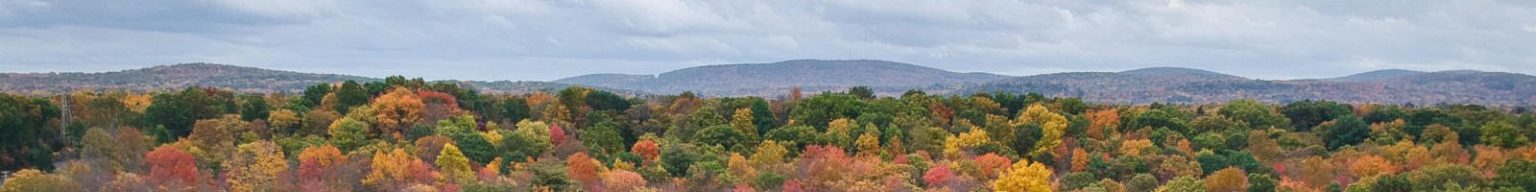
1326;69;1426;82
4;62;1531;106
553;59;1010;96
0;63;375;94
0;63;642;96
965;68;1536;105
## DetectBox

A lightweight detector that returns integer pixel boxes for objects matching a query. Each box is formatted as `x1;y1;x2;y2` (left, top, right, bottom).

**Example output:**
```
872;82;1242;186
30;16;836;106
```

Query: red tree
923;165;954;188
145;146;198;188
550;124;567;145
297;145;347;191
416;90;460;123
567;152;601;190
974;153;1011;179
631;139;660;163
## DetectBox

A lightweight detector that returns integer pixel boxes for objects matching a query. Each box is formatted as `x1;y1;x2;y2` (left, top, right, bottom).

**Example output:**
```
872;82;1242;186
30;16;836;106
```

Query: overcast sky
2;0;1534;81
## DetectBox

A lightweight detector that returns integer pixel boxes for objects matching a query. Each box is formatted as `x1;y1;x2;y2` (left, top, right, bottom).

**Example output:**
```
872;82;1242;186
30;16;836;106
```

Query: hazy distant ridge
554;59;1010;96
0;63;374;93
4;60;1533;105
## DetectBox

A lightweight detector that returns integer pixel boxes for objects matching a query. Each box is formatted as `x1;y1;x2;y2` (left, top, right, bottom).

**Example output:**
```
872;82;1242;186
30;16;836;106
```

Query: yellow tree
225;141;288;192
1013;104;1068;157
1204;167;1248;192
479;157;503;182
1120;139;1154;156
1297;156;1335;188
188;115;248;165
1350;155;1395;178
372;87;425;140
992;159;1052;192
726;153;757;185
732;107;760;140
364;148;435;188
827;118;857;149
1471;146;1506;176
436;143;474;183
267;109;300;134
943;128;994;158
0;169;83;192
750;140;788;167
855;131;881;156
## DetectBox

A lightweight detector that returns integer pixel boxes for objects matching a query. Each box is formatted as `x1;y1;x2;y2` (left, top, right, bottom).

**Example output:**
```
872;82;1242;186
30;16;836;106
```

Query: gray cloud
1;0;1533;81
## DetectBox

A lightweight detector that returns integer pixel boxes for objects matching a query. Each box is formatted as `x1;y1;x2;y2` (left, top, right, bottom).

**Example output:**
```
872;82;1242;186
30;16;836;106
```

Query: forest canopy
1;76;1535;191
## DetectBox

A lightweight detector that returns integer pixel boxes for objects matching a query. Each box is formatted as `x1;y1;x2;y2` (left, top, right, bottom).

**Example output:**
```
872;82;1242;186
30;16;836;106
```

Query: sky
1;0;1534;81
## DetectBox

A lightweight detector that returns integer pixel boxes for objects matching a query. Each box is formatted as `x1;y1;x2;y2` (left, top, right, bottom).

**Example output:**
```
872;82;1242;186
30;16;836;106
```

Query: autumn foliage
144;146;197;189
8;81;1536;191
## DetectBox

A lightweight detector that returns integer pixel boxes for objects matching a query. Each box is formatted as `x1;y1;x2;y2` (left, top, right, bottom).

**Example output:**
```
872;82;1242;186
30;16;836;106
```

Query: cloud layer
2;0;1533;80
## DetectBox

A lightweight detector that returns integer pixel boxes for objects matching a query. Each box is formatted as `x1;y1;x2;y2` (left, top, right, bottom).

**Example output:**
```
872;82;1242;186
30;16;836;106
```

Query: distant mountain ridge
0;63;630;95
4;61;1533;106
1327;69;1426;82
554;59;1010;96
965;68;1536;105
0;63;375;94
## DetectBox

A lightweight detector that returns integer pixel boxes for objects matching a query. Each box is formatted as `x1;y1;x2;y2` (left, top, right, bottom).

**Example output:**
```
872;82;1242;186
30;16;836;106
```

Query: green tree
503;120;553;161
1248;173;1277;192
1158;176;1206;192
765;125;822;150
1495;160;1536;191
1191;115;1250;135
1061;172;1098;191
1127;173;1159;192
80;128;122;170
849;86;875;100
1481;121;1529;148
790;93;864;131
0;93;62;170
661;143;703;177
747;98;778;136
1124;108;1191;134
328;117;370;152
142;87;231;138
584;89;631;112
697;125;748;150
238;94;269;122
299;83;331;109
1404;164;1477;191
1320;115;1370;149
1281;100;1352;131
1218;99;1288;129
333;80;369;114
499;97;530;123
581;120;625;157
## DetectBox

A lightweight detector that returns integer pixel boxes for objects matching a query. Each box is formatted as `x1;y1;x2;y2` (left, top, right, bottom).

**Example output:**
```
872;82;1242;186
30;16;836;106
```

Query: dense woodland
3;76;1536;192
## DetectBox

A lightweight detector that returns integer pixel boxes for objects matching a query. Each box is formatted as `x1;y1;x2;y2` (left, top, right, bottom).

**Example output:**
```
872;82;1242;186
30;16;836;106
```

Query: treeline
2;76;1536;191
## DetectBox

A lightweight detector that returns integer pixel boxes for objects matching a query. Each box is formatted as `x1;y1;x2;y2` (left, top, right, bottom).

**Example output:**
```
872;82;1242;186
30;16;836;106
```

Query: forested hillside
0;63;374;94
554;59;1010;96
7;61;1536;105
2;77;1536;191
967;68;1536;105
